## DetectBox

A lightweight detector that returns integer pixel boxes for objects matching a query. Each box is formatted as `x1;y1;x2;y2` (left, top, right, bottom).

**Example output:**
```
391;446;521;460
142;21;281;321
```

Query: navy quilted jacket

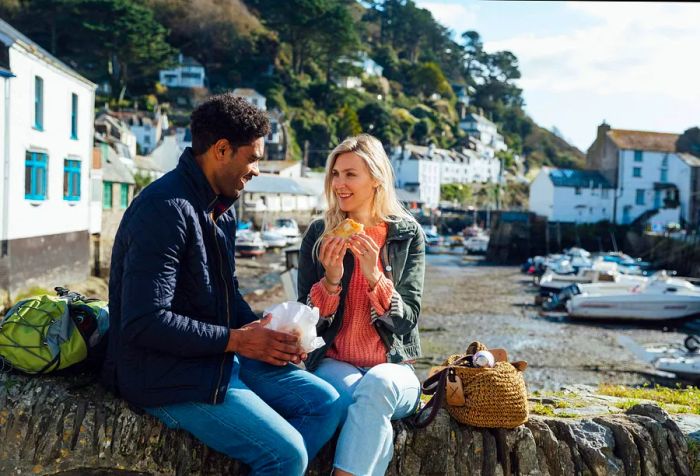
101;148;258;407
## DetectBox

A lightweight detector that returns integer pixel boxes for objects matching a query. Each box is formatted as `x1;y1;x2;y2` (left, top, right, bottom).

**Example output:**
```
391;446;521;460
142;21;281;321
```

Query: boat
269;218;301;244
235;231;266;257
464;234;489;254
565;273;700;320
424;227;448;254
621;335;700;381
538;262;644;297
261;230;288;249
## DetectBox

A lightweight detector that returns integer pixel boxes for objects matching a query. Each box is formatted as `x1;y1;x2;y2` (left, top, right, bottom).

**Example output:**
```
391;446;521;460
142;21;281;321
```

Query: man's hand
226;315;304;366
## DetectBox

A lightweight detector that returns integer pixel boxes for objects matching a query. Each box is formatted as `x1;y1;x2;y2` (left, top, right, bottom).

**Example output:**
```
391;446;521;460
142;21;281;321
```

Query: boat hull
566;296;700;320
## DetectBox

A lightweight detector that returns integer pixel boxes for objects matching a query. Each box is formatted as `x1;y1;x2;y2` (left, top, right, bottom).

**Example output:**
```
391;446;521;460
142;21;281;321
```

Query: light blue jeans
144;356;343;476
314;358;422;476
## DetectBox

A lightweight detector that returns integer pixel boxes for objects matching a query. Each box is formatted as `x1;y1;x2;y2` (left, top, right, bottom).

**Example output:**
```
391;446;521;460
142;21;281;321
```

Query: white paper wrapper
263;301;325;353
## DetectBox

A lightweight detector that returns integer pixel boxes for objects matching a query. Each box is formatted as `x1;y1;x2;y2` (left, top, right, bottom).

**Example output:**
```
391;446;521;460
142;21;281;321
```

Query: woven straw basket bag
413;341;528;429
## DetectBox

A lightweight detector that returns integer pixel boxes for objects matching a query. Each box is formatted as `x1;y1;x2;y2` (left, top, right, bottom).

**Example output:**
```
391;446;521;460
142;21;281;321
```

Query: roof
0;19;95;88
258;160;300;173
233;88;264;98
678;152;700;167
462;112;497;128
548;168;613;189
400;144;472;164
180;55;202;67
607;129;679;152
134;156;164;173
396;188;422;203
101;145;135;184
243;174;313;195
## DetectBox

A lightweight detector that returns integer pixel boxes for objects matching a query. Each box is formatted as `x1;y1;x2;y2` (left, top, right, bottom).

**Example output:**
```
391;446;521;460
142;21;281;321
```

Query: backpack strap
411;367;448;429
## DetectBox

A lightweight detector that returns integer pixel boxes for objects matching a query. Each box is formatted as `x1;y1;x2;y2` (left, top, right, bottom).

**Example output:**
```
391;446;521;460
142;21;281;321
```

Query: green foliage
133;171;154;194
441;183;472;205
337;104;362;139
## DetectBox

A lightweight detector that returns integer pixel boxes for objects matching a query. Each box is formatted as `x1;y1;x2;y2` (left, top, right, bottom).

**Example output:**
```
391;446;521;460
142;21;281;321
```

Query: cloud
486;3;700;101
414;1;479;36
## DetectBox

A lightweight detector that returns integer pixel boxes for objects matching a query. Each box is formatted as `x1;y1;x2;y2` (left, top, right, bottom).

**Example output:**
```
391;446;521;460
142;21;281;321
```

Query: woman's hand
319;236;346;285
348;233;383;288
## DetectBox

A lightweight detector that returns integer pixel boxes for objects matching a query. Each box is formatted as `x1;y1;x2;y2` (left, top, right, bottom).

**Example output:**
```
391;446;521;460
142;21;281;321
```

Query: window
602;189;609;199
635;189;645;205
575;187;581;195
34;76;43;130
103;182;113;209
654;190;661;208
25;151;48;200
63;159;81;201
660;168;668;182
144;135;151;144
634;150;643;162
633;167;642;177
120;184;129;209
181;72;201;80
70;93;78;139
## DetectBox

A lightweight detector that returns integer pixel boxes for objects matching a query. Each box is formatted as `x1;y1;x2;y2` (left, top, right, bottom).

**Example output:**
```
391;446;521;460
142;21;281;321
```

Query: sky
414;1;700;152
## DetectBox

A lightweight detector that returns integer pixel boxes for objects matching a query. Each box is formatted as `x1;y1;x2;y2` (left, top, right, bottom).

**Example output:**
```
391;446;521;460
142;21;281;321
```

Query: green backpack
0;287;109;374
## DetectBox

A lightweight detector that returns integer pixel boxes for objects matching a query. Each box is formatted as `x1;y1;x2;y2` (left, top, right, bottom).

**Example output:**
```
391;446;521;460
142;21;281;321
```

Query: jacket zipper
212;214;231;404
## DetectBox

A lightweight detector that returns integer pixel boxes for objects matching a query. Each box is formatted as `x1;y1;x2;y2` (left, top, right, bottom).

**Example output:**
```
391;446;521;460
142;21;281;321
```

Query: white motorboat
654;354;700;380
464;234;489;254
624;336;700;381
565;273;700;320
235;231;266;257
269;218;301;244
261;230;288;248
539;264;647;296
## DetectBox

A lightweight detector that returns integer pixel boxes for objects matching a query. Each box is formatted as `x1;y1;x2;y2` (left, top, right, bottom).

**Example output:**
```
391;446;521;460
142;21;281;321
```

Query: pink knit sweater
309;223;394;367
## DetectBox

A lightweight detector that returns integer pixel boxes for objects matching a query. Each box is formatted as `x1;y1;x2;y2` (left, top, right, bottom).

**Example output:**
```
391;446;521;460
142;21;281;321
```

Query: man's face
215;137;264;199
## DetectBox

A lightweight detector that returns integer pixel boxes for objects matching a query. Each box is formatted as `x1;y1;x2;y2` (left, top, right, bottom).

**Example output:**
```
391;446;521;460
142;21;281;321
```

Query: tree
337;104;362;139
410;62;453;99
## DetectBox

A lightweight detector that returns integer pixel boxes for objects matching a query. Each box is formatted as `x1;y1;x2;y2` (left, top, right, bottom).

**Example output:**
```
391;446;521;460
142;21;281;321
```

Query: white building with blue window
587;123;700;229
0;19;96;297
159;54;206;89
529;168;614;223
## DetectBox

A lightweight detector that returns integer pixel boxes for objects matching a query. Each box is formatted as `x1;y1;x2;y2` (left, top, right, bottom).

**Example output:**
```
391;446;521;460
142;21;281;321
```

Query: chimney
428;143;435;158
597;121;611;142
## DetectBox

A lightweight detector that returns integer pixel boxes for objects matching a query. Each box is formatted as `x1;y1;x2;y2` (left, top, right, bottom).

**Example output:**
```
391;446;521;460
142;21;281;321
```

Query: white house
459;112;507;159
95;112;137;164
391;143;502;209
112;107;168;155
159;54;206;89
258;160;301;178
0;19;96;296
233;88;267;111
148;134;184;174
529;168;614;223
587;124;700;228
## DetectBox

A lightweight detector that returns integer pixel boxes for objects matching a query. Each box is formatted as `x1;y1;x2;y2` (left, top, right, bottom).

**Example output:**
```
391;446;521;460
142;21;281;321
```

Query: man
102;93;342;476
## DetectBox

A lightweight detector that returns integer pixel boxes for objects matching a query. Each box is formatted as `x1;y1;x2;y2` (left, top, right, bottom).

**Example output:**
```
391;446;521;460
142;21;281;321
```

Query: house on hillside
95;112;137;166
258;160;301;178
233;88;267;111
0;19;96;297
459;112;507;159
111;107;169;155
159;54;207;89
529;168;613;223
587;123;700;228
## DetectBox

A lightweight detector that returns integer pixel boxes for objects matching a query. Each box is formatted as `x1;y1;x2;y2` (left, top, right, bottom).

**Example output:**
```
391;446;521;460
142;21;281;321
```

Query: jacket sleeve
297;220;322;304
370;228;425;336
120;199;230;356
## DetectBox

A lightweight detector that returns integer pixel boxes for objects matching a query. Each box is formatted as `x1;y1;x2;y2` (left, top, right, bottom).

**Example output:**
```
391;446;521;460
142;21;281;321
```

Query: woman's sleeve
369;228;425;335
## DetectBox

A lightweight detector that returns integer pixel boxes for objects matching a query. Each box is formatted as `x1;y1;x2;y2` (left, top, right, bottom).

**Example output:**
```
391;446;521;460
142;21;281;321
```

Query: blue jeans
144;356;342;476
314;358;421;476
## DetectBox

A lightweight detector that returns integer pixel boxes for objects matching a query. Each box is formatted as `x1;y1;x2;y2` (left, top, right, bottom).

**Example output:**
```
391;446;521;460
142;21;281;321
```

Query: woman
297;134;425;476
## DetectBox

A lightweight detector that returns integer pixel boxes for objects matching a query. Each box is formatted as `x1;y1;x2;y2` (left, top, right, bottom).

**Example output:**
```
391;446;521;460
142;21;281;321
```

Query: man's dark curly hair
190;93;271;156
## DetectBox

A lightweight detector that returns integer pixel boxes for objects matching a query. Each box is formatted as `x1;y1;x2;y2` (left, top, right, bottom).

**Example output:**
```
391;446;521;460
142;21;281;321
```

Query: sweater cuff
367;275;394;316
310;280;341;318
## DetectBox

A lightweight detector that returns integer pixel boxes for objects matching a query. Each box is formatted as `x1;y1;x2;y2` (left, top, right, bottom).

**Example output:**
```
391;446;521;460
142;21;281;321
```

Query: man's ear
212;139;230;160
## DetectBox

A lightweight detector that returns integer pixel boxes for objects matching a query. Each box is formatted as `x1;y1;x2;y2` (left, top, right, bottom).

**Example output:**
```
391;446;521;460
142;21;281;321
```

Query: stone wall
0;372;693;476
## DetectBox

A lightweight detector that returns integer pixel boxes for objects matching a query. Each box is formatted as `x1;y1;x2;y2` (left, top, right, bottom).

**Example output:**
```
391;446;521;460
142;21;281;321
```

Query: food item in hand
329;218;364;239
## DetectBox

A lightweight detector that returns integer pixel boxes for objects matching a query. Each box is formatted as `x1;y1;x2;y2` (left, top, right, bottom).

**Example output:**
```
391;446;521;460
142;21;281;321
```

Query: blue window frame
660;168;668;182
34;76;43;130
70;93;78;139
120;183;129;209
654;190;661;209
634;150;642;162
25;151;48;200
633;167;642;177
103;182;112;209
635;189;645;205
63;159;81;201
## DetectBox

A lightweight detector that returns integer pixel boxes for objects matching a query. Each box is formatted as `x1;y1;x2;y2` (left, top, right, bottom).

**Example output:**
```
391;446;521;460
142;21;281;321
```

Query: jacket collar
386;216;418;242
176;147;236;214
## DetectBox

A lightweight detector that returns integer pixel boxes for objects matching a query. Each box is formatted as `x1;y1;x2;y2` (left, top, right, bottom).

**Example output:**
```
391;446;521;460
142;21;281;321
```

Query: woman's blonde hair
313;133;415;257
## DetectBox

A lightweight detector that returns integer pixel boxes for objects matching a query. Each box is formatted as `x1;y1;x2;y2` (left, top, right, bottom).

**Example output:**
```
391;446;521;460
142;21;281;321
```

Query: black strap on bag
411;368;448;429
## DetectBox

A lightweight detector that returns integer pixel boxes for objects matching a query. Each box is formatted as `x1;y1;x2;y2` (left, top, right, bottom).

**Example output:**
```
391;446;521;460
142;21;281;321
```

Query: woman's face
331;152;378;215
